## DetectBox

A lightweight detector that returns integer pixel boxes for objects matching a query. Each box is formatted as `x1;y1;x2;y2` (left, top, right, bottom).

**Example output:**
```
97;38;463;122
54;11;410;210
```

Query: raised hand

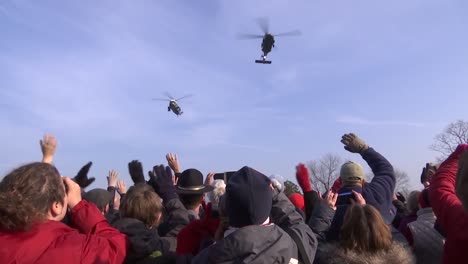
40;134;58;164
352;190;366;205
341;133;369;154
148;165;177;202
205;172;215;186
63;177;82;209
116;180;127;195
320;190;338;211
107;170;118;187
166;153;181;173
128;160;146;184
296;163;312;192
73;162;95;189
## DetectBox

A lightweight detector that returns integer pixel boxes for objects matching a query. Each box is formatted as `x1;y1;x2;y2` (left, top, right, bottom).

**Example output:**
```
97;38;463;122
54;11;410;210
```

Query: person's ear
51;201;62;216
48;200;66;221
153;212;162;227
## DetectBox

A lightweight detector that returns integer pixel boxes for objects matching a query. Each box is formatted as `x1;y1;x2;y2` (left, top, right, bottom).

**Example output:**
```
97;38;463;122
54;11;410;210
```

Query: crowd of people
0;132;467;264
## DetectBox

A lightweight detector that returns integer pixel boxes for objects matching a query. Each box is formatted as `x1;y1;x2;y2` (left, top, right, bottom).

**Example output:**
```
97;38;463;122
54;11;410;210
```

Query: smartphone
336;191;354;205
213;173;225;180
213;171;236;182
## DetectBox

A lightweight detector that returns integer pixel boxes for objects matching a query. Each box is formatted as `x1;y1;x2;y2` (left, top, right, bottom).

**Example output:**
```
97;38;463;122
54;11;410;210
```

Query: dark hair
120;183;163;227
340;204;392;253
179;193;204;210
0;162;66;231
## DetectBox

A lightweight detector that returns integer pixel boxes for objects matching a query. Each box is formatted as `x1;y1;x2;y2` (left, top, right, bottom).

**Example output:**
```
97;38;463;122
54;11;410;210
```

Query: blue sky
1;0;467;191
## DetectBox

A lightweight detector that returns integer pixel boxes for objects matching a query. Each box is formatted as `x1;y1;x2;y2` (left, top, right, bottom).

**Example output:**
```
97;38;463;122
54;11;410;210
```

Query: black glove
73;162;95;189
148;165;177;202
128;160;146;184
420;167;427;184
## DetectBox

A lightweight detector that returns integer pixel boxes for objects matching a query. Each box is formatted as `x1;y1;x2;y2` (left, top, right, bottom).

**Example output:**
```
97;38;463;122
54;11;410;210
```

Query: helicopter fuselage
168;100;183;116
261;34;275;57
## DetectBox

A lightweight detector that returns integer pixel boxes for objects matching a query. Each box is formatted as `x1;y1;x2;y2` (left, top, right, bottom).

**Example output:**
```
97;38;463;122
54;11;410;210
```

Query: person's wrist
42;156;53;164
68;198;83;209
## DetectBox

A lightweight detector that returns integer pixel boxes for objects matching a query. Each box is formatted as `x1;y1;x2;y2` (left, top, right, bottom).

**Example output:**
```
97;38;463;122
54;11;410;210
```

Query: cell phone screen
213;173;225;180
336;192;354;205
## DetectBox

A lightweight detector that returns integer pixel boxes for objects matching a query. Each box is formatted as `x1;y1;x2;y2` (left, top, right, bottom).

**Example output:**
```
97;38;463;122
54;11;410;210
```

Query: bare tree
367;168;411;197
430;120;468;161
307;154;342;193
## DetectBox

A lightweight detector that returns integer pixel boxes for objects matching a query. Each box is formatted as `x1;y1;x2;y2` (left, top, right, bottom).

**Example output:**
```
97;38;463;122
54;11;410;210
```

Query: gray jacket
271;192;318;264
192;224;298;264
408;208;445;264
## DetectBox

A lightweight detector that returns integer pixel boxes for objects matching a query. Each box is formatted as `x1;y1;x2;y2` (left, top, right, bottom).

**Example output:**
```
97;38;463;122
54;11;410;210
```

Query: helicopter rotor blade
236;33;264;39
176;94;193;101
256;17;270;34
274;30;302;37
152;98;170;101
163;91;175;100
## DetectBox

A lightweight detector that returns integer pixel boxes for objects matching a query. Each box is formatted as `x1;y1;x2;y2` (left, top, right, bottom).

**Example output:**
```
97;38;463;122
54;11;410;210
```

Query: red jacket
429;144;468;264
0;200;128;264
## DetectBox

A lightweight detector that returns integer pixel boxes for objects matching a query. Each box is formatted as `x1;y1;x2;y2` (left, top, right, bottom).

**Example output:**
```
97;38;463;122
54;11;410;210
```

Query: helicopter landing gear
255;55;272;64
168;107;171;111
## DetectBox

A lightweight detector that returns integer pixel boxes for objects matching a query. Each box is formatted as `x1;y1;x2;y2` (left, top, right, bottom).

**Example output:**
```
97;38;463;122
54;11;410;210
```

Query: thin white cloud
336;116;425;127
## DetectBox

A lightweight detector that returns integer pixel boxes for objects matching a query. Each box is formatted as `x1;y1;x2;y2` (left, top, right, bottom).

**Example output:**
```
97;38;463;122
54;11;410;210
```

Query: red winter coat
429;144;468;264
0;200;128;264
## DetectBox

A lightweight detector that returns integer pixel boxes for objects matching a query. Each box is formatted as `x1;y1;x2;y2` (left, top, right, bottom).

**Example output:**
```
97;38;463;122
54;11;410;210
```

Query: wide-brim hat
176;168;214;194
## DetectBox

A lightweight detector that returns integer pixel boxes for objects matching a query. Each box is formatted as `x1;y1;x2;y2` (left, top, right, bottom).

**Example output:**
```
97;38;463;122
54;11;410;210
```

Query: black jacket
113;198;190;264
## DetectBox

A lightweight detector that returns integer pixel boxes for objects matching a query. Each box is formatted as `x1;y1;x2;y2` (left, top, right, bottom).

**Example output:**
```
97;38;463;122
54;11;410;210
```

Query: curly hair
0;162;65;231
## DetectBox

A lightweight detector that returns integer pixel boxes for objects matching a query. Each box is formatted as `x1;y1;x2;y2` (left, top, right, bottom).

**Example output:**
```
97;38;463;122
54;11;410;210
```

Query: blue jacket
327;147;396;241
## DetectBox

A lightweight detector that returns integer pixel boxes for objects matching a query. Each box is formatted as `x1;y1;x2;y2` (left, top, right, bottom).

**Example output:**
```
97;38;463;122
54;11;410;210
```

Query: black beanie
225;166;272;228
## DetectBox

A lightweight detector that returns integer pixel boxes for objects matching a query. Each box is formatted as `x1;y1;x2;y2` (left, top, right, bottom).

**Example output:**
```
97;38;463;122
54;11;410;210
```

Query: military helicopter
237;18;301;64
152;92;193;116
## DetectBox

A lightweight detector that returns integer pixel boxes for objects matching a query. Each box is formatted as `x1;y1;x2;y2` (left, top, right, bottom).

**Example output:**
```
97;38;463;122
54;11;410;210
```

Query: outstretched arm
361;148;396;195
40;134;57;164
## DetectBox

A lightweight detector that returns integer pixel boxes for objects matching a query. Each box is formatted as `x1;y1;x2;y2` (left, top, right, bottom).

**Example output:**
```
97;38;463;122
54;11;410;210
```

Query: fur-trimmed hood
318;242;415;264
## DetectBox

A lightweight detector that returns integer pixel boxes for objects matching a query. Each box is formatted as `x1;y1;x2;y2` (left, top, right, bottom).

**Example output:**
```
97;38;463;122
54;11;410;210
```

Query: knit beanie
225;166;272;228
